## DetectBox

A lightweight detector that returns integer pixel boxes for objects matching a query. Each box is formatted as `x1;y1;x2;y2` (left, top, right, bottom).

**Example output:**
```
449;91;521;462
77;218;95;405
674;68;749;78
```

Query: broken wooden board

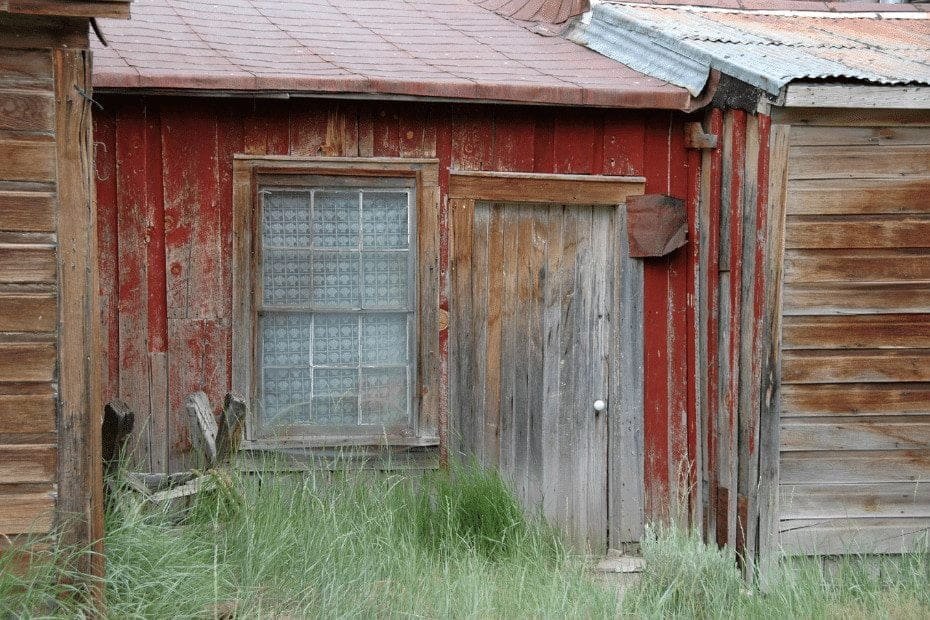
185;391;217;467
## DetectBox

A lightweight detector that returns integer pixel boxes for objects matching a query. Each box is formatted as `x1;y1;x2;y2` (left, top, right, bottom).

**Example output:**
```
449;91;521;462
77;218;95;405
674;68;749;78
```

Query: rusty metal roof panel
569;2;930;96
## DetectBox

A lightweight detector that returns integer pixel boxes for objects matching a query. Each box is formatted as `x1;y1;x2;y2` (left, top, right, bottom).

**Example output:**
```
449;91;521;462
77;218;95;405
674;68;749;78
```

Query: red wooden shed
90;0;714;554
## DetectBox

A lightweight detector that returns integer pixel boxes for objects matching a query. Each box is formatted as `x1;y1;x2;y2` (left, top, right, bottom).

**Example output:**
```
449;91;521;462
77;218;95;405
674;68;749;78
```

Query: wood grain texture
789;126;930;148
0;293;55;332
0;89;54;132
0;48;52;88
0;136;55;183
0;191;55;231
0;393;55;435
0;489;54;534
0;244;55;283
782;315;930;350
783;282;930;316
781;418;930;451
779;517;930;556
0;342;55;382
54;48;105;581
781;383;930;417
782;350;930;384
785;216;930;250
786;178;930;216
781;451;930;484
0;444;56;483
780;483;930;520
784;249;930;284
788;145;930;180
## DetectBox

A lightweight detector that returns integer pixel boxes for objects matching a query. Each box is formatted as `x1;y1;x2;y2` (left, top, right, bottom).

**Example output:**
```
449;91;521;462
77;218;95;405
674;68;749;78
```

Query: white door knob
593;399;606;413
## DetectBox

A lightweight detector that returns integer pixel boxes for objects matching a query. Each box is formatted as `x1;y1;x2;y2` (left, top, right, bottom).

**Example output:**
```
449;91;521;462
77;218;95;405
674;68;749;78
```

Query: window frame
232;157;441;450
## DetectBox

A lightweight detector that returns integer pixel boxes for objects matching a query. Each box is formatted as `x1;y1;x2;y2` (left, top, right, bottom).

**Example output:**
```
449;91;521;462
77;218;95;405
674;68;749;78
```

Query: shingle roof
91;0;693;109
569;1;930;96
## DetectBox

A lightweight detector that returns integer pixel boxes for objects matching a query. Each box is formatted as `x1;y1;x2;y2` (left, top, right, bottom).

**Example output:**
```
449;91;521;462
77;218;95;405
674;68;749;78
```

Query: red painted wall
94;95;699;521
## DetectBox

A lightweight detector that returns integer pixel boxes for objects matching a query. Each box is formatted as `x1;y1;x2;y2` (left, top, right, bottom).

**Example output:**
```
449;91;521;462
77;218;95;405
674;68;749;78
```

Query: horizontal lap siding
779;124;930;555
0;48;58;538
94;96;695;526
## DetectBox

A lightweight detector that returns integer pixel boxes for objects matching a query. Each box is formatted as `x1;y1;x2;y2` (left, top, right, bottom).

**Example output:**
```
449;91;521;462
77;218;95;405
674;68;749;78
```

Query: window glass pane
313;314;359;366
263;191;310;248
361;251;408;309
261;313;311;367
262;367;312;424
313;368;358;425
362;192;408;249
360;367;407;426
263;248;312;306
312;251;359;307
360;314;407;365
313;191;359;248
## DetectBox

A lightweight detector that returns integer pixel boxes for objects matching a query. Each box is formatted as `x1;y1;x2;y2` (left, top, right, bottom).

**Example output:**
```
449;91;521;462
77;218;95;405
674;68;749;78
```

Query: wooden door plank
555;205;578;545
524;207;546;511
787;178;930;216
512;206;533;507
610;203;645;546
781;383;930;417
784;249;930;284
785;216;930;250
450;196;473;460
483;205;504;467
780;483;930;520
470;204;490;462
781;417;930;451
781;451;930;484
783;314;930;349
783;283;930;315
498;205;519;481
540;203;564;526
783;349;930;384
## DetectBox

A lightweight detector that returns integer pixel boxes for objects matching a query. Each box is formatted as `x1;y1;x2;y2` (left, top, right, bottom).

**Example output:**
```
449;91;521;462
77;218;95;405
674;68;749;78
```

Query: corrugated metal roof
90;0;693;109
568;1;930;96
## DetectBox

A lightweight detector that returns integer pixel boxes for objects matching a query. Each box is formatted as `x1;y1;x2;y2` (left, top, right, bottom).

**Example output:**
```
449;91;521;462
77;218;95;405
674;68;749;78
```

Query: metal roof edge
568;4;712;97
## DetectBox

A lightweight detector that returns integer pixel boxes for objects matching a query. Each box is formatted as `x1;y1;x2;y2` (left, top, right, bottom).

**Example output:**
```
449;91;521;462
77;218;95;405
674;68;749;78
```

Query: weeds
2;466;929;618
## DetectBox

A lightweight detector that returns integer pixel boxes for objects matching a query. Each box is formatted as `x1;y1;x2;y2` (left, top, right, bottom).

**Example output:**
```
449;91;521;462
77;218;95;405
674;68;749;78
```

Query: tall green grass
3;465;928;618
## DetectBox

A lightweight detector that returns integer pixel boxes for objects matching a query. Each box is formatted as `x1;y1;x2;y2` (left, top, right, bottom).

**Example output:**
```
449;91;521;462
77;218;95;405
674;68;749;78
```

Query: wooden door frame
448;170;647;548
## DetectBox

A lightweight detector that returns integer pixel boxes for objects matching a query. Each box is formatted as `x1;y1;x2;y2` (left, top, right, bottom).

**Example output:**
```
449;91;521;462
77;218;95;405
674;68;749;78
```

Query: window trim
232;157;441;450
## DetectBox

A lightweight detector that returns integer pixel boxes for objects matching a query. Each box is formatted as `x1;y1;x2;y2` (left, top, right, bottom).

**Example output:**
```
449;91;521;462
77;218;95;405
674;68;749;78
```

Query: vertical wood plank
470;204;490;462
449;196;473;459
540;203;564;521
611;203;645;546
114;99;152;470
93;103;119;402
525;207;546;511
54;47;104;581
483;205;505;466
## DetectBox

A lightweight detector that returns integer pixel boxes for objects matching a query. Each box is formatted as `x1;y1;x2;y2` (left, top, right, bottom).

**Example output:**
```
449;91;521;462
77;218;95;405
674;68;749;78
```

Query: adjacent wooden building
573;0;930;564
0;0;130;577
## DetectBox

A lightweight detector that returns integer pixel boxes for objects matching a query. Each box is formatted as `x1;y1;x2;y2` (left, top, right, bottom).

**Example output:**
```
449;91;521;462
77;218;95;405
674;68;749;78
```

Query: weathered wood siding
94;96;698;526
0;11;104;580
778;119;930;554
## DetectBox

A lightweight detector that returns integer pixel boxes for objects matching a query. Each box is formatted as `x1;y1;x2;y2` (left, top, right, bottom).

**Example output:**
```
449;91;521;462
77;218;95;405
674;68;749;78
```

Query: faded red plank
491;106;535;173
242;98;289;155
289;100;327;156
704;108;724;540
399;102;437;158
452;104;493;171
93;102;119;402
603;112;646;176
435;104;454;465
552;109;602;174
372;102;402;158
642;111;673;522
161;99;222;472
114;99;153;471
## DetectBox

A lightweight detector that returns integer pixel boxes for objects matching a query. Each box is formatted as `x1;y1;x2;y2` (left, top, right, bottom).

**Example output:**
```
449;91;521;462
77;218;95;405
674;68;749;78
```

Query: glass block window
257;187;414;434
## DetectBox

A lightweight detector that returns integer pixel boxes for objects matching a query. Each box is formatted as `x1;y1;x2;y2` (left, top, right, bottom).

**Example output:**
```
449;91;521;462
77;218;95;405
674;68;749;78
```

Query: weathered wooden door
452;197;627;551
